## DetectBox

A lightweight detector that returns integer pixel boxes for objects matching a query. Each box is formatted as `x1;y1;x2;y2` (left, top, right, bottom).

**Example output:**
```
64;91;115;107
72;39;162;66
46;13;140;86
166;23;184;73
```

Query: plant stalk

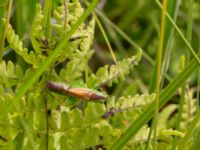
153;0;167;149
0;0;12;62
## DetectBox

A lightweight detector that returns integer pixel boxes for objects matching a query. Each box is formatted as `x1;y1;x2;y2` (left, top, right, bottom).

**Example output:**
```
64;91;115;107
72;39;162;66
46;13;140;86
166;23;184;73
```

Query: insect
46;81;107;101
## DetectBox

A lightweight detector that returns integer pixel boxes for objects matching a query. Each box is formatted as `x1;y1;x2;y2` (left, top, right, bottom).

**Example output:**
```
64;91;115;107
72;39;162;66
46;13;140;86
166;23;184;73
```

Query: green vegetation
0;0;200;149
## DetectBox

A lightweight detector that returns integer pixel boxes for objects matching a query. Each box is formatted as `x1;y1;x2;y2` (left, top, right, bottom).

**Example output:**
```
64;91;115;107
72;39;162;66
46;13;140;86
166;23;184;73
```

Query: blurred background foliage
1;0;200;149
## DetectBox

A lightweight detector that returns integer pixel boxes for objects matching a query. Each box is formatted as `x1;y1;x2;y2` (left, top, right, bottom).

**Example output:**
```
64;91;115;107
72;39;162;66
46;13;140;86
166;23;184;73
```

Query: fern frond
103;94;154;128
159;128;184;138
5;20;40;67
124;127;183;149
158;104;177;129
87;49;142;88
0;92;20;148
0;61;23;87
180;88;196;132
59;17;95;82
30;4;45;53
79;17;96;52
52;0;83;36
55;93;155;149
59;48;94;82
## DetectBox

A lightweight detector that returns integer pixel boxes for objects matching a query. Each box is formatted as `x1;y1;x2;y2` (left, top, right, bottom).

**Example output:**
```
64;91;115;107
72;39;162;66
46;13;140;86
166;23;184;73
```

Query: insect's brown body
46;82;107;101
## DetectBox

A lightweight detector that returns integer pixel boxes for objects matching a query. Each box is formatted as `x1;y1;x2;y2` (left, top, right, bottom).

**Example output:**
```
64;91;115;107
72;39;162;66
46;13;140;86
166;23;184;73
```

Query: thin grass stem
94;14;117;63
153;0;167;149
0;0;12;62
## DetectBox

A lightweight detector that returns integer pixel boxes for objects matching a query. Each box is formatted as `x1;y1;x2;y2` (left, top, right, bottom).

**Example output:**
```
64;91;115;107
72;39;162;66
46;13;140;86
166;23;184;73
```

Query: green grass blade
0;0;12;62
163;0;179;50
160;0;179;88
156;0;200;65
95;9;141;51
94;14;117;63
153;0;167;149
0;0;7;37
43;0;52;38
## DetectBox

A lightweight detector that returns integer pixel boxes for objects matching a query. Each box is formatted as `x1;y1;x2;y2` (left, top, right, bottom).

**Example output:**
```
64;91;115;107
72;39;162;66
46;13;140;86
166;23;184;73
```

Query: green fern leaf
180;88;196;132
87;49;142;88
158;104;177;129
30;4;45;53
0;61;23;87
52;0;83;36
59;17;95;82
5;20;40;67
